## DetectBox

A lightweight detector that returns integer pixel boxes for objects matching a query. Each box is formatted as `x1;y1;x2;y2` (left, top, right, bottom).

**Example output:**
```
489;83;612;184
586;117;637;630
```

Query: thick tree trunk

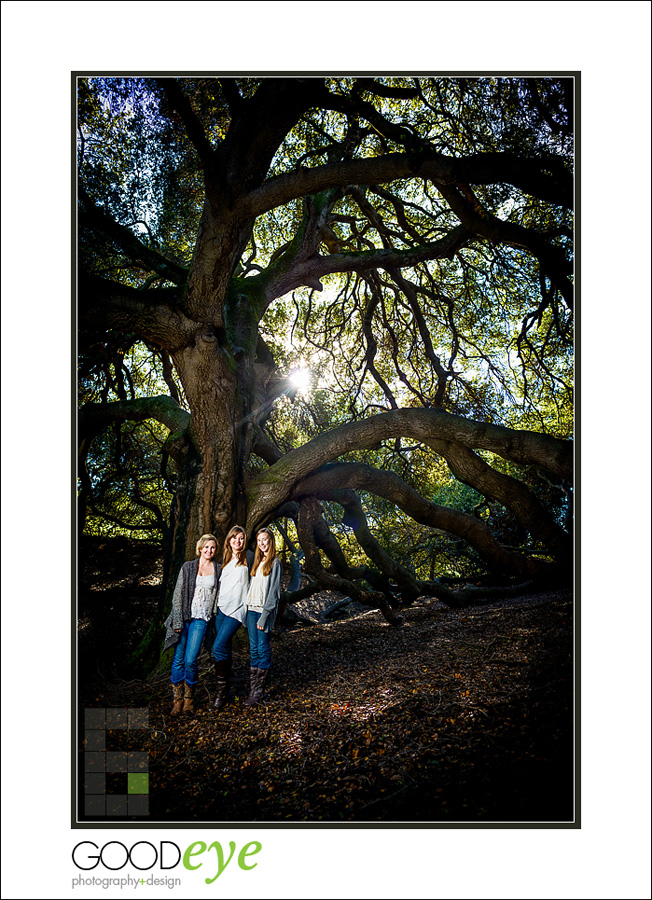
171;334;243;555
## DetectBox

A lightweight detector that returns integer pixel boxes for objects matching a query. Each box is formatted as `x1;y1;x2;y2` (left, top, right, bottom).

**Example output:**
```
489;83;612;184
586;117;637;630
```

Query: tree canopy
77;75;573;647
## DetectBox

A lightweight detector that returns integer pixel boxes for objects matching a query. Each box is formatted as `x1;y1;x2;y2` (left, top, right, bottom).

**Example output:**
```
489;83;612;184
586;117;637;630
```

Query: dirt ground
77;538;574;824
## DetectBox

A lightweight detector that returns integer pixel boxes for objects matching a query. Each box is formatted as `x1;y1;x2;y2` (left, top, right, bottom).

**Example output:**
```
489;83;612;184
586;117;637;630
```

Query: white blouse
217;557;249;624
247;566;268;610
190;573;215;621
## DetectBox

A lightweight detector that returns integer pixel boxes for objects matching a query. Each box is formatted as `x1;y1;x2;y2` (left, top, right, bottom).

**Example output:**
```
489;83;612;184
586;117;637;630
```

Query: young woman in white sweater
211;525;252;711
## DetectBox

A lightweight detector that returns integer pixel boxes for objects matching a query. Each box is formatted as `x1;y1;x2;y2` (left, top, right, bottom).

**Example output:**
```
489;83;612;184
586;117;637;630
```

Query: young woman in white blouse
211;525;253;711
245;528;282;706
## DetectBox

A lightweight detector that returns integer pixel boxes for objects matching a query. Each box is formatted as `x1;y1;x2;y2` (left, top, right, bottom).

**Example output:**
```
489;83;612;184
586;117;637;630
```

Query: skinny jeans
247;610;272;669
212;610;242;663
170;618;208;686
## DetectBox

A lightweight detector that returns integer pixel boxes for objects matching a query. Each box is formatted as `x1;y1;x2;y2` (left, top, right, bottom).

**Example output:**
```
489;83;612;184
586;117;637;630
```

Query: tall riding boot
244;667;259;706
171;681;184;716
182;681;195;714
245;667;269;706
213;660;229;711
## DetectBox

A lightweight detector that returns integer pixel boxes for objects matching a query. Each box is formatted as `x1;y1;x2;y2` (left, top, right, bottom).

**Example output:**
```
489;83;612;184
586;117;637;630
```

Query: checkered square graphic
82;708;149;817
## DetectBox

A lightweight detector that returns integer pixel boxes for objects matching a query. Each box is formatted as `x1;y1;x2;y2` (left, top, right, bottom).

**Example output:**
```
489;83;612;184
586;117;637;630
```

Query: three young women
164;527;282;714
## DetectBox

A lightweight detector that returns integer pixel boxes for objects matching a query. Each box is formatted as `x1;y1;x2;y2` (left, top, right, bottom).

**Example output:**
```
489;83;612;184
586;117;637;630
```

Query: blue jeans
170;618;208;686
247;610;271;669
212;611;242;663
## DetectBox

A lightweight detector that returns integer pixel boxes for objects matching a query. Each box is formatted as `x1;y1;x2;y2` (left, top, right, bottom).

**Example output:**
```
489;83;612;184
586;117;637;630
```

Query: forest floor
78;537;574;824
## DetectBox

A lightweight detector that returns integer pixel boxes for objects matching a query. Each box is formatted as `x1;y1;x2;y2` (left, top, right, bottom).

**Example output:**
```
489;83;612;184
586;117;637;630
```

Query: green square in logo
127;773;149;794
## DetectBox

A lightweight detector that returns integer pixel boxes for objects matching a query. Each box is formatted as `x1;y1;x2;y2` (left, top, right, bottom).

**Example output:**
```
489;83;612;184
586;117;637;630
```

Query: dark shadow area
77;539;573;824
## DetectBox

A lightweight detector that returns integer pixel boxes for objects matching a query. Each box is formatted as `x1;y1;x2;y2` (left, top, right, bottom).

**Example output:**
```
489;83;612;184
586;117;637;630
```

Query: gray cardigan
252;557;283;633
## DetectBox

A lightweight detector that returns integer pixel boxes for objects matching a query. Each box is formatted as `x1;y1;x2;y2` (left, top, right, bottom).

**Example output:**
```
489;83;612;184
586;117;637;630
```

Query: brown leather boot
244;667;258;706
182;681;195;714
213;660;229;711
245;667;269;706
171;682;184;716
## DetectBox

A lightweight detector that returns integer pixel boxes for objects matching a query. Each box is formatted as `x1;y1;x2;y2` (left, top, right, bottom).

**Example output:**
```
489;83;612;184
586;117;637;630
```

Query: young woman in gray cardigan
163;533;220;715
245;528;282;705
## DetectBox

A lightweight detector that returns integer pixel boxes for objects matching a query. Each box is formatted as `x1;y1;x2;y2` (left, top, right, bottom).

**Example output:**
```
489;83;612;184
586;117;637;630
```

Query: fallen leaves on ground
80;589;573;823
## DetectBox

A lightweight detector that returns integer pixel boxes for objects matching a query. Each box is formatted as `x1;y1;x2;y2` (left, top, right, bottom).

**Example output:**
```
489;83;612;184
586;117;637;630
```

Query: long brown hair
251;528;277;577
222;526;247;567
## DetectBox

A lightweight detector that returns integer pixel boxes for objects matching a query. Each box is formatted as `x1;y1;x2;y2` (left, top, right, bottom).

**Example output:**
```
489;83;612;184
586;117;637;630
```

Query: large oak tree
77;75;573;662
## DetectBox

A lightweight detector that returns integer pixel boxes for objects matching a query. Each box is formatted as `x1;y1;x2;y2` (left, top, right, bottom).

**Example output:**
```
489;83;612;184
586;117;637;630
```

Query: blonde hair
195;534;218;556
251;528;277;577
222;525;248;567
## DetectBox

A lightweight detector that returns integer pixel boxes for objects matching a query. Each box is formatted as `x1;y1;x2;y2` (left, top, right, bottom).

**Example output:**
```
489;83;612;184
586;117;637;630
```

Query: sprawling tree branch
335;490;424;598
247;408;572;526
296;497;403;625
244;150;573;220
252;427;283;465
217;78;339;203
291;462;551;580
79;186;188;286
426;439;570;563
78;273;195;349
386;268;452;406
79;395;190;442
434;182;573;307
290;491;534;611
157;78;215;167
353;78;421;101
266;224;472;299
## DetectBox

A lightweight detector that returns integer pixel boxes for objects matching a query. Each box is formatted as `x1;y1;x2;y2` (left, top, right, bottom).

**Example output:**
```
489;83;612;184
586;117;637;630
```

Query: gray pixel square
85;708;105;730
84;752;105;772
129;708;149;729
107;795;128;816
106;708;129;729
105;752;128;772
128;795;149;816
84;773;106;794
84;795;106;816
128;752;149;772
84;730;106;751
